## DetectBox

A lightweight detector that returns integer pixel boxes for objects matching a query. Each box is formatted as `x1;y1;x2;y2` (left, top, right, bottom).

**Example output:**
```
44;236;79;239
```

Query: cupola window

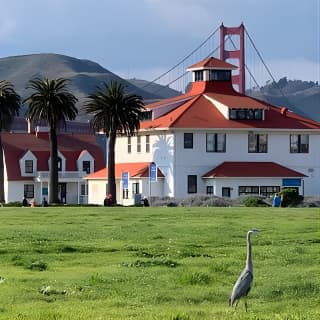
194;70;204;81
209;70;231;81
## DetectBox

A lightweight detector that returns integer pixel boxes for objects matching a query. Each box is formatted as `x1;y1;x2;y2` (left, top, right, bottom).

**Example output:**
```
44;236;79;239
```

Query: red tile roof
140;68;320;130
187;57;237;70
2;132;105;181
85;162;165;179
202;162;307;178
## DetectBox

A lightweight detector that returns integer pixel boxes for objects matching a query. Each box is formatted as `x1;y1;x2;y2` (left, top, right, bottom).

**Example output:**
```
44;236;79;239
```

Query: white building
2;128;105;205
86;57;320;205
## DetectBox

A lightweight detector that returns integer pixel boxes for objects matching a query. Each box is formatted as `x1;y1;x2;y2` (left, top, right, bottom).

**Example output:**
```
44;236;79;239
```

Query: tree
24;78;78;203
84;81;145;205
0;80;21;203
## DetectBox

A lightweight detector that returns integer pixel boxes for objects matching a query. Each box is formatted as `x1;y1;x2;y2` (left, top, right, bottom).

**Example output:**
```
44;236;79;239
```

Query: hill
246;77;320;122
0;54;180;121
0;54;318;122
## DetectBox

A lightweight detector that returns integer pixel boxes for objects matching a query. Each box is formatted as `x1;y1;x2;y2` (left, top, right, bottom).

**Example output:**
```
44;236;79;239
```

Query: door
59;183;67;204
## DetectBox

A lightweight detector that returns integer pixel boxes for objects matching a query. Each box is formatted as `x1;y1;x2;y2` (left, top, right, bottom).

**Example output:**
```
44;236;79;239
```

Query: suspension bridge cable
142;25;221;89
244;27;286;97
149;43;223;96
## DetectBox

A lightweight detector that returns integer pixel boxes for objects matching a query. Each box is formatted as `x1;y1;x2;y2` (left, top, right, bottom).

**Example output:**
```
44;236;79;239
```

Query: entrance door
222;187;231;197
59;183;67;204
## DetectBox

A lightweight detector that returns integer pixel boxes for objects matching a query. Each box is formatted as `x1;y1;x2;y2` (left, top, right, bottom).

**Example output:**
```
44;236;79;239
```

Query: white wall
113;128;320;199
173;130;320;198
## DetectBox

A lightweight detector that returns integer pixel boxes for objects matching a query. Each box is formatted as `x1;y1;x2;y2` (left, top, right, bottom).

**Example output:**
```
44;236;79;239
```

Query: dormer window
20;150;37;177
141;110;152;121
209;70;231;81
194;70;204;81
229;108;263;120
25;160;33;173
83;161;91;174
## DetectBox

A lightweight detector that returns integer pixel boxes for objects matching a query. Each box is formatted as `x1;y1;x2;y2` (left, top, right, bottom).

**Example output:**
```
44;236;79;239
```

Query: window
127;137;132;153
206;133;226;152
209;70;231;81
248;133;268;153
24;184;34;198
146;135;150;153
260;186;280;197
222;187;231;197
25;160;33;173
184;133;193;149
206;186;213;194
82;161;91;174
57;157;62;171
80;184;88;196
132;183;139;195
194;70;203;81
188;175;197;193
238;186;259;196
141;110;152;121
229;108;263;120
123;189;129;199
290;134;309;153
137;136;141;153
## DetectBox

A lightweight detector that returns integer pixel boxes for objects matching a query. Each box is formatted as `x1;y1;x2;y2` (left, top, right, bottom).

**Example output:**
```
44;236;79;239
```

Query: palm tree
0;80;21;203
84;81;145;205
24;78;78;203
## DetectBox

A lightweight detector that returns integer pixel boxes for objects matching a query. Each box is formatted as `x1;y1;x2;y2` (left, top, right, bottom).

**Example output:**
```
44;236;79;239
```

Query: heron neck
246;232;253;271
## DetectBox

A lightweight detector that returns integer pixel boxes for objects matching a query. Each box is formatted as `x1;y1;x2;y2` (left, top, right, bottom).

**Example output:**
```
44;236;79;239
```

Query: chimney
35;126;49;139
280;107;288;117
27;118;34;134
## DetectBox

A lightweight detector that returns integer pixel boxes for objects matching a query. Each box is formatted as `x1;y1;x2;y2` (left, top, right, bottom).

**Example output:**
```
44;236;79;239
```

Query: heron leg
234;300;239;310
244;298;248;312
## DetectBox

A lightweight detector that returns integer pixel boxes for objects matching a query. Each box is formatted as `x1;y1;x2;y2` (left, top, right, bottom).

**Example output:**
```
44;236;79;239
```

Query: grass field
0;206;318;319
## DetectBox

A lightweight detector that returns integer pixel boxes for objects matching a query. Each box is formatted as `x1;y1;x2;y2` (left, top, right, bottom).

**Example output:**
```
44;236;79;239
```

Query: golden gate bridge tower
219;23;245;94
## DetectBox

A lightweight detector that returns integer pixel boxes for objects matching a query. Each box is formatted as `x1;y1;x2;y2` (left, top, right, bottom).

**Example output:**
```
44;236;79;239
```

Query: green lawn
0;206;318;319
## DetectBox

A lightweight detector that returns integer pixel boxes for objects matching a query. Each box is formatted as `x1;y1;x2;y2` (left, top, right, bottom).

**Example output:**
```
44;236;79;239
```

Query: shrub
280;188;303;207
243;196;269;207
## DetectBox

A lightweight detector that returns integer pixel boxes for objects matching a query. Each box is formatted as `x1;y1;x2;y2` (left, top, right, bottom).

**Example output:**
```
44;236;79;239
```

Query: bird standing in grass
229;229;260;311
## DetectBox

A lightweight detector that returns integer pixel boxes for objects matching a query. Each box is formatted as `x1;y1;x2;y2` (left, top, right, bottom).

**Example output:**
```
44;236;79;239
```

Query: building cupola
187;57;237;83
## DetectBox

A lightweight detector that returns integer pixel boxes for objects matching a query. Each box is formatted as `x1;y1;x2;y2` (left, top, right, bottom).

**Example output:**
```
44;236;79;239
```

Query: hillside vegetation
0;54;175;121
247;77;320;122
0;54;319;122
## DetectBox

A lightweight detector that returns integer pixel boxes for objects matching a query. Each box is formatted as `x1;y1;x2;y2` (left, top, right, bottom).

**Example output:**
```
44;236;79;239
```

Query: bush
280;188;303;207
243;196;269;207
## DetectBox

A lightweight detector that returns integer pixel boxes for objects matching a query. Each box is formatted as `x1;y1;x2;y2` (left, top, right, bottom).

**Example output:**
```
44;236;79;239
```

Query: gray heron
229;229;260;311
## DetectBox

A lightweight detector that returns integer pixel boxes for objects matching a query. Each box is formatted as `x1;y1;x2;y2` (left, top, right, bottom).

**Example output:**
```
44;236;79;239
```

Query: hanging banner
149;162;157;182
122;171;129;189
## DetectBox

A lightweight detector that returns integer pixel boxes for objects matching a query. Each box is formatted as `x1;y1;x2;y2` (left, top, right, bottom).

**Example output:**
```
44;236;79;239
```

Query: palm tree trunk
0;132;5;203
107;132;117;205
49;128;59;203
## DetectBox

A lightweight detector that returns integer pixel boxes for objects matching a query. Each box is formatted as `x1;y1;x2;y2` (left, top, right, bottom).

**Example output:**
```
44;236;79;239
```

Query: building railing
36;171;88;180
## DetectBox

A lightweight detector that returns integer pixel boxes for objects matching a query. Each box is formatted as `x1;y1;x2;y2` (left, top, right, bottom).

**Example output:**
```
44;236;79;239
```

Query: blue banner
122;172;129;189
149;162;157;182
282;178;301;187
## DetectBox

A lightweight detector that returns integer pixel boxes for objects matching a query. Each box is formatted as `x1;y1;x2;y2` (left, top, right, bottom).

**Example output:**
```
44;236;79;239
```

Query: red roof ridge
187;57;237;70
202;161;307;178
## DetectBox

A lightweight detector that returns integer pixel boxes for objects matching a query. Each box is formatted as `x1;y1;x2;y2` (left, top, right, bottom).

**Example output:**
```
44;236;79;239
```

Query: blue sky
1;0;319;85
